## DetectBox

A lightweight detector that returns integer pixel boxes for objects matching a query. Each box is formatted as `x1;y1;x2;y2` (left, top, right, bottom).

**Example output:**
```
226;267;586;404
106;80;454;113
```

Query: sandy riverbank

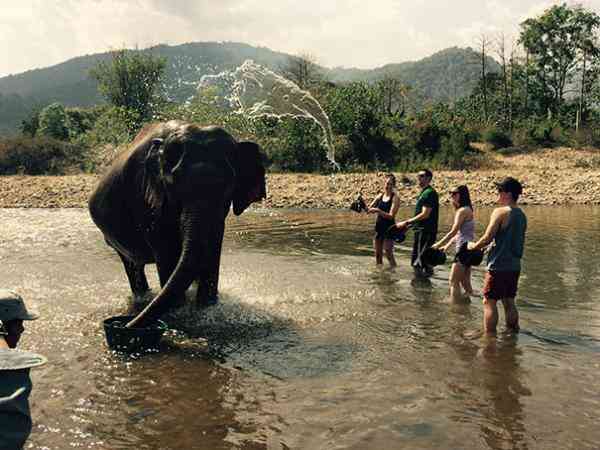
1;147;600;208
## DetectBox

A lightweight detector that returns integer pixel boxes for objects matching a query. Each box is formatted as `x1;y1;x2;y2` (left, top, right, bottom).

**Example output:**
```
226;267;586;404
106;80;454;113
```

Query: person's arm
0;322;7;349
397;205;431;228
433;208;468;249
398;189;436;227
367;194;382;214
0;336;8;349
374;194;400;220
468;208;505;251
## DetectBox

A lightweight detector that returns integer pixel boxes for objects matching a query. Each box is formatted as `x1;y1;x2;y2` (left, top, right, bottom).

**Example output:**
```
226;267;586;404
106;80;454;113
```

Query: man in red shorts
468;177;527;335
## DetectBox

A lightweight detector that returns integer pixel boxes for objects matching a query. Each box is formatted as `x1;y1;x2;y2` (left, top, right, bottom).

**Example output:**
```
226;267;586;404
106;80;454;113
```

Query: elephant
88;120;266;328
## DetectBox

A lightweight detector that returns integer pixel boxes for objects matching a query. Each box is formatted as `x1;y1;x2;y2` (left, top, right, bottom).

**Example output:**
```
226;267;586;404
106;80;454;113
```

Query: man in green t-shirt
396;169;439;277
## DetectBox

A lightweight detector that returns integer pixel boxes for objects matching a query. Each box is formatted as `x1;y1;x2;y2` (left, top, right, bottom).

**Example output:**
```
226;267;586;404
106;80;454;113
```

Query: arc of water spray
199;60;338;169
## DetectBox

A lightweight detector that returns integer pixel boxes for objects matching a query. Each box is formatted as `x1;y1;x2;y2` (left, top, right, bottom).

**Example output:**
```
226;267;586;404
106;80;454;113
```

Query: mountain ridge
0;41;499;134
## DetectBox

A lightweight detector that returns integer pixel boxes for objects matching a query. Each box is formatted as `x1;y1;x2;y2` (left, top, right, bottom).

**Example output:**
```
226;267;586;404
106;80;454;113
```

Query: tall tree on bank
476;34;491;123
375;74;410;117
519;3;600;119
281;52;323;90
90;49;166;123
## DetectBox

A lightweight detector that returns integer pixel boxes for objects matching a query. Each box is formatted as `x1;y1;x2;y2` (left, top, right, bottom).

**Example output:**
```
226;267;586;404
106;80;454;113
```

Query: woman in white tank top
432;185;475;303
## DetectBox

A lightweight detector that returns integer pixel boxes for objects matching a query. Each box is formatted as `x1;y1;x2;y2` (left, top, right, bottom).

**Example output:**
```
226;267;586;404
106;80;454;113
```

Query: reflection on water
1;206;600;449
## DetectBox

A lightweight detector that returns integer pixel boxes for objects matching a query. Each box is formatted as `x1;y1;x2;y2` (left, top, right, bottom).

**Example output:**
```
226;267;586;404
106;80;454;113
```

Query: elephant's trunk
126;204;220;328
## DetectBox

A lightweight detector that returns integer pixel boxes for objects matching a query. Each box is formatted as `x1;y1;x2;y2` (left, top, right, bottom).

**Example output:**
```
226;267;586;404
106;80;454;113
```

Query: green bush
76;106;140;148
482;126;512;149
65;107;103;140
512;120;569;147
266;119;328;172
0;136;84;175
435;128;471;169
38;103;69;140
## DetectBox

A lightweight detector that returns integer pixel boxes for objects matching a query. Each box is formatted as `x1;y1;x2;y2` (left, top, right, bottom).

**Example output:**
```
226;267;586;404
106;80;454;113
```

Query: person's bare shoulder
456;206;470;220
492;206;511;226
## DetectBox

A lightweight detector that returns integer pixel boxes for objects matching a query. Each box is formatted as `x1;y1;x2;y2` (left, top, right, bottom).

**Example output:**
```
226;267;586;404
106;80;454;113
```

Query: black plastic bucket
103;315;168;353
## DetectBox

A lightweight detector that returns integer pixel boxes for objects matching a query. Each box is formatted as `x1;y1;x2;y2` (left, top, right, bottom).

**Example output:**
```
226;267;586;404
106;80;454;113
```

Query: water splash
198;60;338;168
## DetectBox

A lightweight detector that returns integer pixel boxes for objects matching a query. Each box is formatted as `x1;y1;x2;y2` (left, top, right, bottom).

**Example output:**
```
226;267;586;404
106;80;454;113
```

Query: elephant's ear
233;142;266;216
144;138;164;209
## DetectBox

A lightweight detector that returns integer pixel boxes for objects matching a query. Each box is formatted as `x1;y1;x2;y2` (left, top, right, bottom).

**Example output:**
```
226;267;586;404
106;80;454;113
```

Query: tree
90;49;166;124
325;82;394;167
519;3;600;116
38;103;69;140
375;75;410;117
280;52;323;90
475;34;491;123
20;108;41;137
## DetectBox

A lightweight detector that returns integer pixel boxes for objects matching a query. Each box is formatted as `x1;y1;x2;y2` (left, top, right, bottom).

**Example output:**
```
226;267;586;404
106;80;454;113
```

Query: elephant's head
127;122;265;327
143;122;265;213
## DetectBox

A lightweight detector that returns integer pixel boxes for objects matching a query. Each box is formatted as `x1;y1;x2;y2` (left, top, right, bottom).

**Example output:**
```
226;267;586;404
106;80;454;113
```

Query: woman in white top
432;185;475;303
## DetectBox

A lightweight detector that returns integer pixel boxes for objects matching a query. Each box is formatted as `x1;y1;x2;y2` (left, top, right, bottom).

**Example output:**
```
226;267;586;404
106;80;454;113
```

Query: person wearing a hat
396;169;439;277
467;177;527;335
0;289;45;450
0;290;38;350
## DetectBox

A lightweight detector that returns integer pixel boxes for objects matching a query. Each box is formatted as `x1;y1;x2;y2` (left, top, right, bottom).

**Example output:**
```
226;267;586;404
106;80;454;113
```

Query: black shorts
374;219;394;240
411;230;436;267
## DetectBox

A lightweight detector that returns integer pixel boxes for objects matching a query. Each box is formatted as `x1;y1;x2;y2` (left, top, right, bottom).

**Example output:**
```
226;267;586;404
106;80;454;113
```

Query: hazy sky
2;0;599;77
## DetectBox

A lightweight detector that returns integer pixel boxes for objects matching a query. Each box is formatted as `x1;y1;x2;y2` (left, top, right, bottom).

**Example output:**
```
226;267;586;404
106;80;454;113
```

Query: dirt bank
1;147;600;208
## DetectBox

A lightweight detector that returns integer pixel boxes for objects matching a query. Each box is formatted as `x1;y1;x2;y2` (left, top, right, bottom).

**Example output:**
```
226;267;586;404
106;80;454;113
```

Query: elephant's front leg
196;226;224;307
117;251;150;301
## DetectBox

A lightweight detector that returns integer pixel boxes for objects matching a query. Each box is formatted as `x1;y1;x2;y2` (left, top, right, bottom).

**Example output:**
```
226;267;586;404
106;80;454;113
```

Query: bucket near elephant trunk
103;315;168;353
125;204;220;329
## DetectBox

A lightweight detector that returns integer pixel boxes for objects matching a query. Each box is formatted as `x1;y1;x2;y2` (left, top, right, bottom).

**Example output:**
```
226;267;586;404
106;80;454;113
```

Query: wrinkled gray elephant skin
88;121;266;328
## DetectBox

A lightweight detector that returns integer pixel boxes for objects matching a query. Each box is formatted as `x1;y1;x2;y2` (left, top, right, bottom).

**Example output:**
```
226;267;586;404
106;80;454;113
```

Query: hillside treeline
2;3;600;175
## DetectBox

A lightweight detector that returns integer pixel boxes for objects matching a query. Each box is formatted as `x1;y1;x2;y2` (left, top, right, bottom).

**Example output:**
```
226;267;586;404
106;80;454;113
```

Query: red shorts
483;271;520;300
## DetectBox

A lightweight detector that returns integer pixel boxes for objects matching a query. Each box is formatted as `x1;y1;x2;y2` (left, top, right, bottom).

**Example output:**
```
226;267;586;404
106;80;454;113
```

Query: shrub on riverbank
483;127;512;149
0;136;86;175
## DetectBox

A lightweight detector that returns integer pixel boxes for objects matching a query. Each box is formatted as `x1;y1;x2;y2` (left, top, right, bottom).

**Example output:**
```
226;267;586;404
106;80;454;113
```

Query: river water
1;206;599;450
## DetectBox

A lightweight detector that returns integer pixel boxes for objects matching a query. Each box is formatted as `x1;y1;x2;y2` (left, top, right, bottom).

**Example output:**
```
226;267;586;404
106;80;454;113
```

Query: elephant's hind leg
117;252;150;299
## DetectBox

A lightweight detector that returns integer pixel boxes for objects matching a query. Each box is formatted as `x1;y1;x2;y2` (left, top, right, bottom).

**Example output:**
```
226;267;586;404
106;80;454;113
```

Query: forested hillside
328;47;500;102
0;42;497;134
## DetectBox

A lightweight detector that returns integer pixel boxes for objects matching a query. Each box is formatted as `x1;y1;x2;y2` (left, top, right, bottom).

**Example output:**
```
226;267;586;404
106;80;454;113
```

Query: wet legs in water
449;262;471;303
483;297;519;334
374;238;396;267
461;266;474;296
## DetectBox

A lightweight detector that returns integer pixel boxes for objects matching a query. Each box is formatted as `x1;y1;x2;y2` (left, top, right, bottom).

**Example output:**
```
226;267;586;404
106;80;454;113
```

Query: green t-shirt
414;186;439;235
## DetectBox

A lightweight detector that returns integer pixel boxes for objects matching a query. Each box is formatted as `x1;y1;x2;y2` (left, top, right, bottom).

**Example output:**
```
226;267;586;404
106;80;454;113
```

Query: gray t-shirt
487;207;527;271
